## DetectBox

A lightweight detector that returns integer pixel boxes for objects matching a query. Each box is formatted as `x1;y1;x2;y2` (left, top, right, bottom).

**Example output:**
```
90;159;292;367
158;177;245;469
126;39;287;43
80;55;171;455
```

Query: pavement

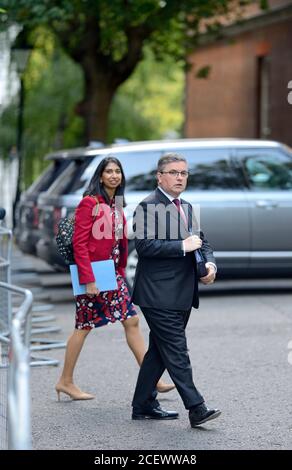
10;249;292;450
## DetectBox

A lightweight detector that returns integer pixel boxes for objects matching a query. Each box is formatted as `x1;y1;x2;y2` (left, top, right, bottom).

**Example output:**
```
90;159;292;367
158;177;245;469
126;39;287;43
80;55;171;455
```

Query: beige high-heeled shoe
156;382;176;393
55;384;95;401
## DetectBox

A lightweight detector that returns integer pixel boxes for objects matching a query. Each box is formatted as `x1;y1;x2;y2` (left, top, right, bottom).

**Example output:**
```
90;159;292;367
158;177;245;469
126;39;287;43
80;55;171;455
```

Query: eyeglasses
159;170;189;178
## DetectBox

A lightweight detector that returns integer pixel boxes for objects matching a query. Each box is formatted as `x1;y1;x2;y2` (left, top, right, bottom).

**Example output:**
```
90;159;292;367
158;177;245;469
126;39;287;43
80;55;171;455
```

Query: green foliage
196;65;211;79
0;1;256;64
23;40;84;186
0;37;184;186
0;0;263;152
0;28;84;187
260;0;270;10
110;48;184;141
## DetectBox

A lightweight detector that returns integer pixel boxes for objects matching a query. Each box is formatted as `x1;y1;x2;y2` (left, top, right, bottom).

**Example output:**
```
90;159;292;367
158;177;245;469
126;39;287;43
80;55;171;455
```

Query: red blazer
72;195;128;285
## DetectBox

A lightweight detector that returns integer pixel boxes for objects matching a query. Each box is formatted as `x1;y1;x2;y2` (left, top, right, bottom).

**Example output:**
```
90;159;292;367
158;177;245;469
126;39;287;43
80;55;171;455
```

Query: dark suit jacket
132;188;215;310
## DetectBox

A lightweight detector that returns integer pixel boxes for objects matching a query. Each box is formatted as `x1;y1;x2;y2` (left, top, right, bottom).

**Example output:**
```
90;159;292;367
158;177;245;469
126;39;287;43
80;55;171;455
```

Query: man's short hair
157;153;187;172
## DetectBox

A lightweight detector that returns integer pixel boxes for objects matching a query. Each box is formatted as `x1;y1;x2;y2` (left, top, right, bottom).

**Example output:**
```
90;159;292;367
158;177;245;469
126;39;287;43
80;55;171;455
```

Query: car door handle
255;200;278;209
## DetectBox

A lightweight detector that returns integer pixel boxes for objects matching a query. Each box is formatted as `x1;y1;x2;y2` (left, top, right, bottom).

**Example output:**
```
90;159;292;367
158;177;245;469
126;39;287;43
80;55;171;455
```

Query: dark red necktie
172;198;187;226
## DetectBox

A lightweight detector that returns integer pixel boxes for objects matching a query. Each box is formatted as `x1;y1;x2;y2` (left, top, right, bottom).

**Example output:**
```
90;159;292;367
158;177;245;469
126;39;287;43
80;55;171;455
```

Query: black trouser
132;307;204;412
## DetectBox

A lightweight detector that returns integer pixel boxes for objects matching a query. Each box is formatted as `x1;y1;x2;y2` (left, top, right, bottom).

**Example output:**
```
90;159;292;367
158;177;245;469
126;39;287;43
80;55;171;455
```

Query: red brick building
185;1;292;147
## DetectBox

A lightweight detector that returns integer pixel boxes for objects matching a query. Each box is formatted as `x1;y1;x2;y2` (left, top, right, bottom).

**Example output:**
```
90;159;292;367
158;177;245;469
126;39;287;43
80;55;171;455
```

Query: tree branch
110;24;152;86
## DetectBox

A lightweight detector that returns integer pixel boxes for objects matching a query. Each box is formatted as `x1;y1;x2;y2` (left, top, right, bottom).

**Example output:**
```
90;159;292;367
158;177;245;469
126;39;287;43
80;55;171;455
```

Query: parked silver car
35;138;292;286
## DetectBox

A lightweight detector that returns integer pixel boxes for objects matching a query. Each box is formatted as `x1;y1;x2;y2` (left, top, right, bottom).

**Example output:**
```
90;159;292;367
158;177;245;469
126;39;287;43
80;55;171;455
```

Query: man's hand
183;235;202;252
200;263;216;285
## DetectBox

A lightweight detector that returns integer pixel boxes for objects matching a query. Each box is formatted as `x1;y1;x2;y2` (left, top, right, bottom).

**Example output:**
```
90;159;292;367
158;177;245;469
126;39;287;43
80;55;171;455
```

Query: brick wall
185;18;292;147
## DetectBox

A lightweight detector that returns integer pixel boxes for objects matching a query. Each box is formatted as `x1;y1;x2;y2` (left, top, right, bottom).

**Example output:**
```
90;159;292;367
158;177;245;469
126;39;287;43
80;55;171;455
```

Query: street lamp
10;34;32;228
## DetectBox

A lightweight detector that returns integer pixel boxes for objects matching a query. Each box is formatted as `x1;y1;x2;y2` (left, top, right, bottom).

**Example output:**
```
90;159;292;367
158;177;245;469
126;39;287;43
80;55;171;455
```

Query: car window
239;149;292;190
175;148;240;190
66;157;96;194
119;151;161;190
26;159;71;194
70;151;162;194
46;157;94;195
66;147;240;194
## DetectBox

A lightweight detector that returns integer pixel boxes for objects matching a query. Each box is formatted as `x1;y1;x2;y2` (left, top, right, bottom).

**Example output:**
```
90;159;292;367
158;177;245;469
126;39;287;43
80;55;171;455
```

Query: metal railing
0;219;32;449
0;211;65;448
0;282;33;449
0;223;12;449
0;225;12;334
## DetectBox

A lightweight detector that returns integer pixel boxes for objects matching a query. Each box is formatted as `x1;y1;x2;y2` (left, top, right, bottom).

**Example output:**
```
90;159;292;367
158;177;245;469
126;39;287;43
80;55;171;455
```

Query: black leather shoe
189;402;221;427
132;405;179;420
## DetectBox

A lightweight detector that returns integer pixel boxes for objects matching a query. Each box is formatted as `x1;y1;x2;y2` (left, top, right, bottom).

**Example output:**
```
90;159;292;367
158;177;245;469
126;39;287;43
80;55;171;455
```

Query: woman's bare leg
55;328;94;399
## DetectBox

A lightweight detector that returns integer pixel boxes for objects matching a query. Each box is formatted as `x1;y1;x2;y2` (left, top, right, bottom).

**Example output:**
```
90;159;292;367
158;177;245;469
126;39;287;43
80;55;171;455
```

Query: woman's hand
86;282;100;296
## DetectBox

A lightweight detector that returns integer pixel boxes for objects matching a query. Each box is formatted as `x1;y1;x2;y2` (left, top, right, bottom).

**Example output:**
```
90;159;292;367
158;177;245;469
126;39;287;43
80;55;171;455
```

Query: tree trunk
67;19;148;144
77;57;118;144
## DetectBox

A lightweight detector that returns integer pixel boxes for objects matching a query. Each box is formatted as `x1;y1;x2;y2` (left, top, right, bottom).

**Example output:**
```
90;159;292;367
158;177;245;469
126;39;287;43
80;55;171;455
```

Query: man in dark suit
131;153;221;427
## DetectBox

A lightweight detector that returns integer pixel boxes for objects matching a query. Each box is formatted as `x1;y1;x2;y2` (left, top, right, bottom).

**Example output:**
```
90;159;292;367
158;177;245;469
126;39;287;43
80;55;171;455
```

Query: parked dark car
14;151;74;254
14;144;104;256
36;151;96;268
35;139;292;286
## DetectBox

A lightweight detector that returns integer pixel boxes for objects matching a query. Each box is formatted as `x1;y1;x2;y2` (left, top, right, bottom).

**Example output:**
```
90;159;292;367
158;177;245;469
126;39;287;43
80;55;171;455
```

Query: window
26;159;71;194
120;151;161;190
65;157;95;195
178;148;240;190
66;147;241;195
239;149;292;190
256;55;270;139
73;151;162;194
47;157;94;195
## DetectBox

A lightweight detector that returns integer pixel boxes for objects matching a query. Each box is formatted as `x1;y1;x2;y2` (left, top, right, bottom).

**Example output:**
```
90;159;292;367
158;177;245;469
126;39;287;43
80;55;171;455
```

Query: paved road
11;251;292;450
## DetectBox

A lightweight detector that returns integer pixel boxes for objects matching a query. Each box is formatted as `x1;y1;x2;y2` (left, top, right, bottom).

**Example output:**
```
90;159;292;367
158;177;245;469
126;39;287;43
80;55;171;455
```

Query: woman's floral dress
75;200;137;330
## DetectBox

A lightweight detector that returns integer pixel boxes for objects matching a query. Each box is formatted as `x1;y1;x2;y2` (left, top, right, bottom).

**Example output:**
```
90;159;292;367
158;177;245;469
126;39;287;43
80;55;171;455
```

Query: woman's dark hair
83;156;126;206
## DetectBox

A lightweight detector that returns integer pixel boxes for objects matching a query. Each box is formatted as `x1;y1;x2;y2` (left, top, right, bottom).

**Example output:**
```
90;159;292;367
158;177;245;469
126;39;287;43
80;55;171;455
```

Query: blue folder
69;260;118;296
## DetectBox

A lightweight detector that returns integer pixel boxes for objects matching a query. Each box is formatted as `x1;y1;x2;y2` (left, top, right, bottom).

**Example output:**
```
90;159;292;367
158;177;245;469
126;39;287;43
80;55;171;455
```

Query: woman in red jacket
55;156;174;400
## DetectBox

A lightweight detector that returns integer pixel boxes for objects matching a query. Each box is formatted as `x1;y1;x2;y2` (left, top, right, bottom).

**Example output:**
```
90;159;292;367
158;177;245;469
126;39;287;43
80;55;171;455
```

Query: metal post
13;75;25;229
